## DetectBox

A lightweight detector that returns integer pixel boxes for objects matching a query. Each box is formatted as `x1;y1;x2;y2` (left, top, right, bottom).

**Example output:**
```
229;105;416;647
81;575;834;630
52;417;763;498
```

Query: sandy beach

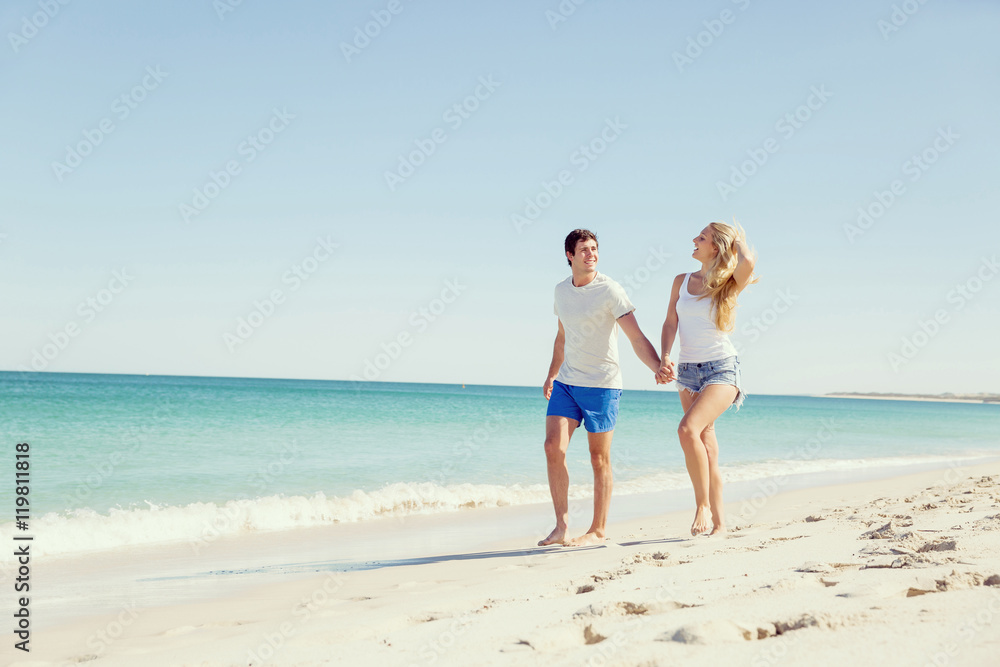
10;461;1000;666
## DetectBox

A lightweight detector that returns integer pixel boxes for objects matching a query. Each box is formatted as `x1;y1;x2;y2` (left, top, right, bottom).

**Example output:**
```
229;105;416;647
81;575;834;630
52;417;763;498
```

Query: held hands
655;356;677;385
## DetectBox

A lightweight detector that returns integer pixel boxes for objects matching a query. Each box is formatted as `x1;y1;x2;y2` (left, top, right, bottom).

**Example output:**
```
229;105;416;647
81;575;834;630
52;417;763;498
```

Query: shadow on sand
142;538;686;581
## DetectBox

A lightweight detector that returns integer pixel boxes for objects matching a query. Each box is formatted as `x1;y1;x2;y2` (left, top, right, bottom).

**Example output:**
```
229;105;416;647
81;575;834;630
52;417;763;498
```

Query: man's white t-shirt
553;272;635;389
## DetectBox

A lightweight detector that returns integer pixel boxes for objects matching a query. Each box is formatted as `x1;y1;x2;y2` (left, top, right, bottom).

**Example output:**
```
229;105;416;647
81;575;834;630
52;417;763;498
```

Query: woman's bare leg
677;384;737;535
701;422;726;534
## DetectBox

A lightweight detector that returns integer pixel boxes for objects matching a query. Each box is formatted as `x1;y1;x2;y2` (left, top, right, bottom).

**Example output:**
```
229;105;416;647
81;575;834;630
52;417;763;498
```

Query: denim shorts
546;380;622;432
676;355;744;411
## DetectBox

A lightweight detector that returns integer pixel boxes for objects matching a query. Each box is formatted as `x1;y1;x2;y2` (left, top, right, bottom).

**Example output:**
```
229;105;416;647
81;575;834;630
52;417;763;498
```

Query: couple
539;225;756;547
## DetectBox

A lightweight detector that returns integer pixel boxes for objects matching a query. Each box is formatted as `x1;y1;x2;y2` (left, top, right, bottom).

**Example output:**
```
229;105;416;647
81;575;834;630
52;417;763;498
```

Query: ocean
1;372;998;558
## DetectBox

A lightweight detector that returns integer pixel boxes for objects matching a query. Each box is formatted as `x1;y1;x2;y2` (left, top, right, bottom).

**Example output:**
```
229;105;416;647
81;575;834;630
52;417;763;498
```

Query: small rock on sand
757;623;777;639
984;575;1000;587
936;571;986;591
574;601;655;618
917;539;958;553
775;614;823;634
583;624;606;645
796;562;834;573
906;576;941;597
665;619;754;644
862;521;901;540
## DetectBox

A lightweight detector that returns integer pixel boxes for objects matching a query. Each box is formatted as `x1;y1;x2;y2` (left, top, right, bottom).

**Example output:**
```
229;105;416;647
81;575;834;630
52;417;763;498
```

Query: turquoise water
1;372;997;555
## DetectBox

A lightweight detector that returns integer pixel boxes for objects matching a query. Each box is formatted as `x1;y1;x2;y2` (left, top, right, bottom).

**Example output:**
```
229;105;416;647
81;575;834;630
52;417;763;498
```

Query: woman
657;222;757;536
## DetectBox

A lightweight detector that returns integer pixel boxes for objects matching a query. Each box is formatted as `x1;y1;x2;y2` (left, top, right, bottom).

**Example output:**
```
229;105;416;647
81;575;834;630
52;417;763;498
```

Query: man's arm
616;312;661;376
543;320;565;399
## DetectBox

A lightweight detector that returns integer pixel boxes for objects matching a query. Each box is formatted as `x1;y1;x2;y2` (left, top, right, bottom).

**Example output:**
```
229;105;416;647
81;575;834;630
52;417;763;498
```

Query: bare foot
566;531;607;547
538;526;568;546
691;505;712;536
709;524;727;536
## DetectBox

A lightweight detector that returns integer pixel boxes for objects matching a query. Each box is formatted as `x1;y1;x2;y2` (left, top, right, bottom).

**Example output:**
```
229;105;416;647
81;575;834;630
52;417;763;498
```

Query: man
539;229;663;547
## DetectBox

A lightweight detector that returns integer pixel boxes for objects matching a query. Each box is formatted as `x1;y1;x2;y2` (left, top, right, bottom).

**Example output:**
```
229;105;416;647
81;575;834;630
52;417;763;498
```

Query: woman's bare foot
566;530;607;547
709;524;727;536
538;526;568;546
691;505;713;536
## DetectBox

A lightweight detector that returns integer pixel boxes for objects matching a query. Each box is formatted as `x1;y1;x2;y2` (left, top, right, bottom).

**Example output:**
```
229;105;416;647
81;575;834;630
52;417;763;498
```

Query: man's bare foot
709;524;727;536
566;530;607;547
538;526;568;546
691;505;712;536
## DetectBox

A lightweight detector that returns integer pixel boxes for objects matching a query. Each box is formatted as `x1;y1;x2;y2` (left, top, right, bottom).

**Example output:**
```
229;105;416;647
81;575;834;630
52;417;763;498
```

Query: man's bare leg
567;429;614;546
678;385;737;535
539;415;578;546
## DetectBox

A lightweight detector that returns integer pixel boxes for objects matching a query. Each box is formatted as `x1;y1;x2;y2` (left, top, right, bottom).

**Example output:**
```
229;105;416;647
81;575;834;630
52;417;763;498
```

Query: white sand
11;462;1000;666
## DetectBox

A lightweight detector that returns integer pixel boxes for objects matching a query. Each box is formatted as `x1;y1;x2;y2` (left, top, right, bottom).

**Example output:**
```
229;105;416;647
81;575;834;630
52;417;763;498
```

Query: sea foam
0;454;985;558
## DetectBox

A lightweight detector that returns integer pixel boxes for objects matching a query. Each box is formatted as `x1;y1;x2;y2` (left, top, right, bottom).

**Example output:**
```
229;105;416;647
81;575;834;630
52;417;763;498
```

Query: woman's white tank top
676;272;739;363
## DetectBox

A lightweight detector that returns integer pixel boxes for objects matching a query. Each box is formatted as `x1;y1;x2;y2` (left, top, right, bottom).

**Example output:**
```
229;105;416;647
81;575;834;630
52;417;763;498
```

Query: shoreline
821;393;1000;405
12;454;1000;561
20;459;1000;666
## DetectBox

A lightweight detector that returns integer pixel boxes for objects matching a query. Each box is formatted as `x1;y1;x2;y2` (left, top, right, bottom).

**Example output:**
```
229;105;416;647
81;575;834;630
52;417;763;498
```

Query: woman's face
692;226;718;262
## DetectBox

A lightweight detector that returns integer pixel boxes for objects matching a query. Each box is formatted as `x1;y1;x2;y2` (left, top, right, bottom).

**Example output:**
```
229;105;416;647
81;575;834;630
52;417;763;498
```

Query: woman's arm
731;238;757;293
657;274;684;383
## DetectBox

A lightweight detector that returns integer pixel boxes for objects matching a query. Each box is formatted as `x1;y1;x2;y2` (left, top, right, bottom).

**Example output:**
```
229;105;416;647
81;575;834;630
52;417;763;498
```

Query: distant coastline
824;392;1000;404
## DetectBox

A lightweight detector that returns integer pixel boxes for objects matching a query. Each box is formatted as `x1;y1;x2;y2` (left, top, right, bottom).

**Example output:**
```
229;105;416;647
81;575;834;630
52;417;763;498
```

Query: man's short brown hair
564;229;598;266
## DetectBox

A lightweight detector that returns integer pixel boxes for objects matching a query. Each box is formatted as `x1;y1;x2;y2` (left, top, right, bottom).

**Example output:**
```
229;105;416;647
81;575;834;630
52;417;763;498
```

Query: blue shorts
676;355;745;411
546;380;622;432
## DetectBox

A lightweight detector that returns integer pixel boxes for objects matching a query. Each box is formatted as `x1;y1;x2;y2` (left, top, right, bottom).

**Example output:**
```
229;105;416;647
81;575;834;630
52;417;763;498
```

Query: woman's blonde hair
698;221;758;332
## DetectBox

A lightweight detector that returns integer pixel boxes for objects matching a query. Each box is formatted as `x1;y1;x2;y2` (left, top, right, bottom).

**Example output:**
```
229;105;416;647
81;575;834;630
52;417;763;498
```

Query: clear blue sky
2;0;998;395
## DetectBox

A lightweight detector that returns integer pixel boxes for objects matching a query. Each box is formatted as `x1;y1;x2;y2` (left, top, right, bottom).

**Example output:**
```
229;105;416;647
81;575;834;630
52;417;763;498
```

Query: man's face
567;238;599;271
